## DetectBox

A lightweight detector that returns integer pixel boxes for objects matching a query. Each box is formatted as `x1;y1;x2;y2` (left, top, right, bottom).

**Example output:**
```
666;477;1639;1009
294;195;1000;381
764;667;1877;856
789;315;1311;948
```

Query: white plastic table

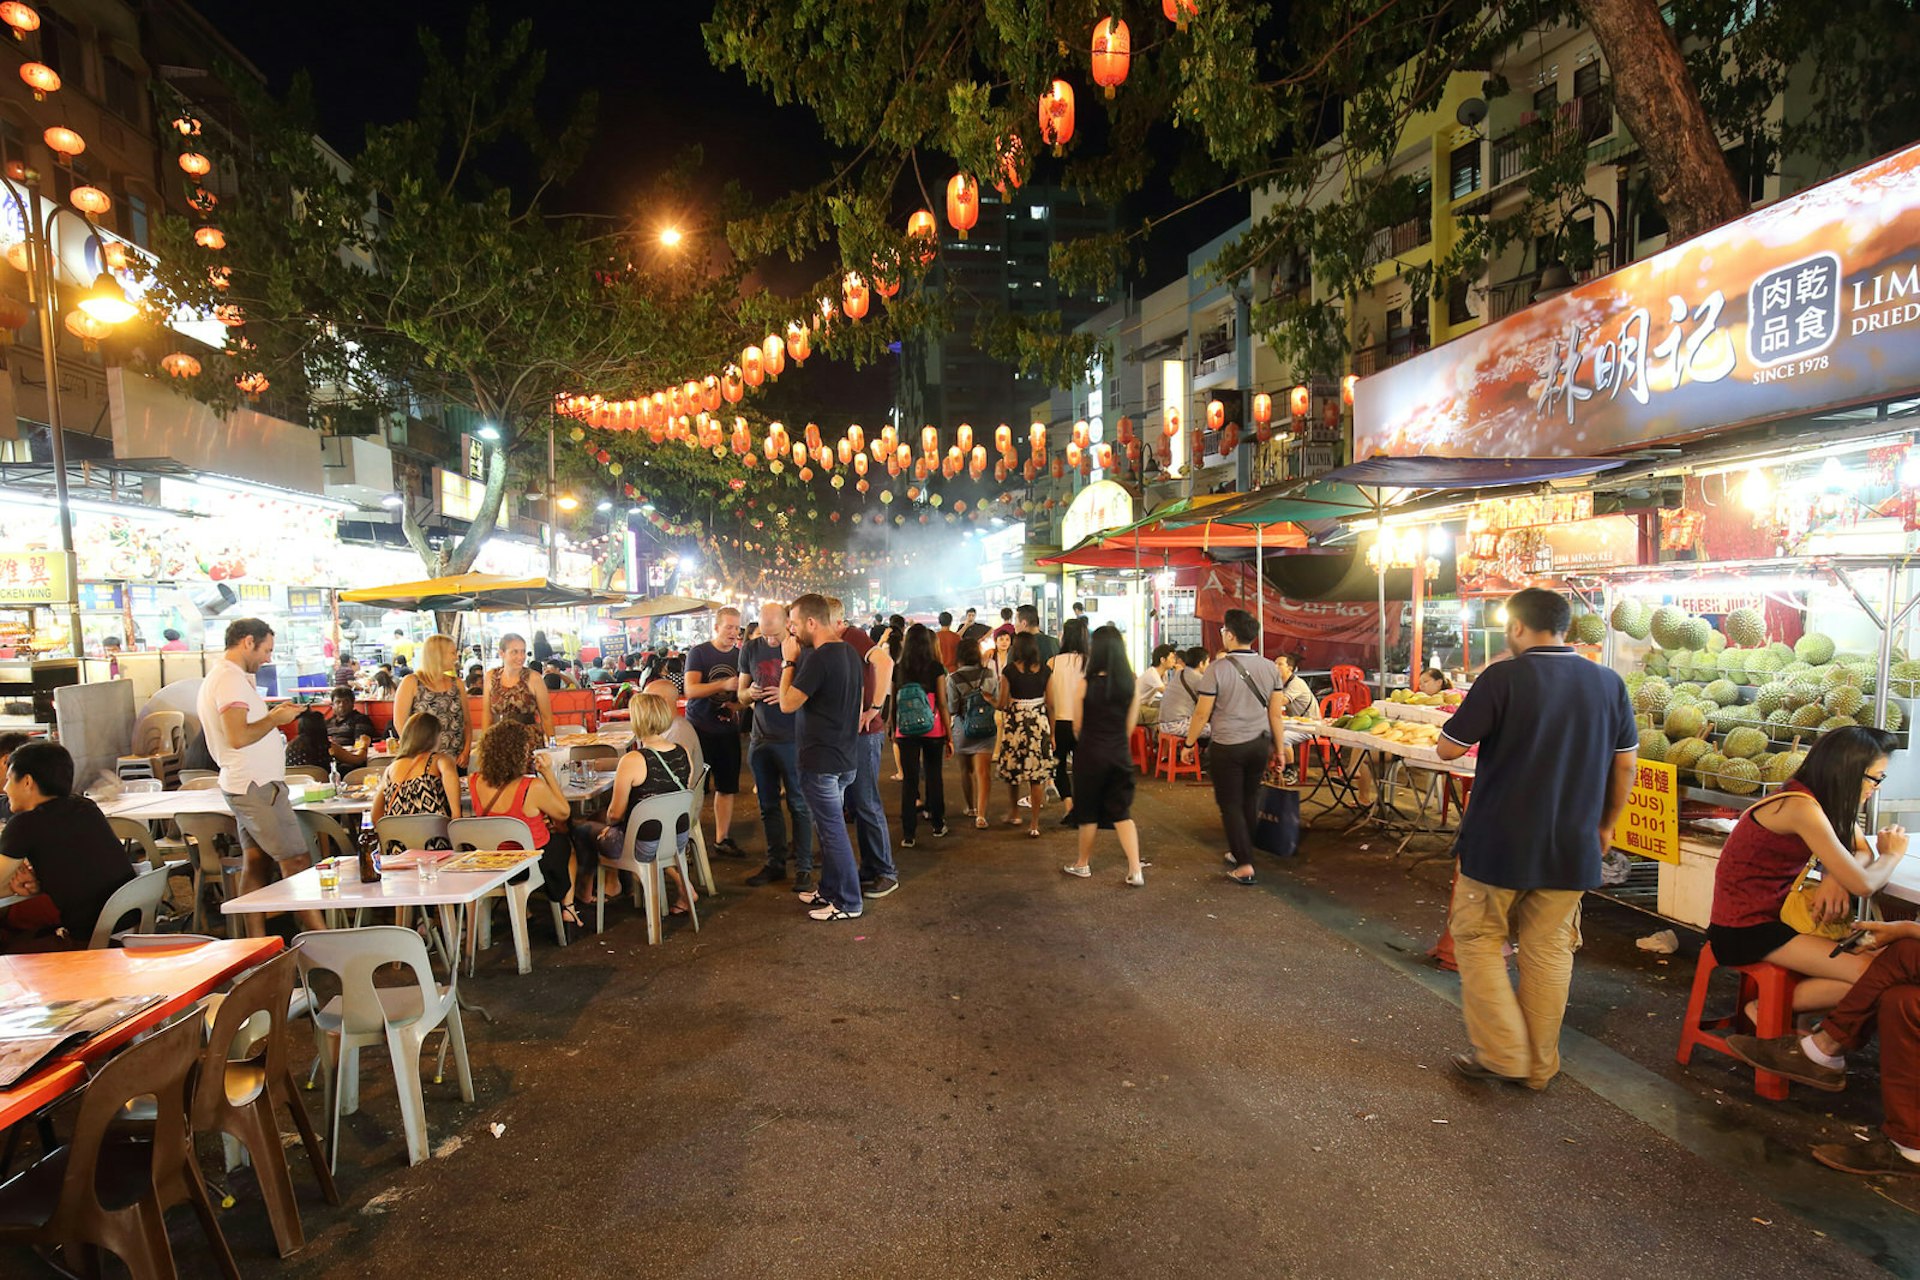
97;776;611;822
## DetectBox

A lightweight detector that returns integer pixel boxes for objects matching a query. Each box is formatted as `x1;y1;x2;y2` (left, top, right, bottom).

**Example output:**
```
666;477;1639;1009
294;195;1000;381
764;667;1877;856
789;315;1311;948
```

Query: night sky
191;2;1251;421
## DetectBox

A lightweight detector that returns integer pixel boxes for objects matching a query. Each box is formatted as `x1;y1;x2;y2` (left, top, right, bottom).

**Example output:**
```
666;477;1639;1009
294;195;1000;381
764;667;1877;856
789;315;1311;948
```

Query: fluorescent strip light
194;473;358;513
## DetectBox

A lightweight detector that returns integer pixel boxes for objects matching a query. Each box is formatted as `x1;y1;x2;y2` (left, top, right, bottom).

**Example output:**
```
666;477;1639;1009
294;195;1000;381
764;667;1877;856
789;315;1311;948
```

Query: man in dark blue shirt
1435;587;1638;1090
740;601;815;892
780;594;868;922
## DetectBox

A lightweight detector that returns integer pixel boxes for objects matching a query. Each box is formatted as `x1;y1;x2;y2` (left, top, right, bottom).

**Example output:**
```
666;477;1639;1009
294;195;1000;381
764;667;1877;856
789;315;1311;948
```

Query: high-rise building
898;185;1114;434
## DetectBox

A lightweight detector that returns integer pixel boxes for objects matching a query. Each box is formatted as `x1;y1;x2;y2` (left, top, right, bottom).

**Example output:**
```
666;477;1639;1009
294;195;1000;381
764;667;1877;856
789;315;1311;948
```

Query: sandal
1027;828;1041;838
669;903;691;917
975;816;988;830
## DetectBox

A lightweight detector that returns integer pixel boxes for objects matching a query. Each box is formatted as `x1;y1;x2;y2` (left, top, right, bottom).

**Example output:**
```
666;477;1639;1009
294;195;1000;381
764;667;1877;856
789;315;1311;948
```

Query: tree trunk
1575;0;1748;240
447;438;513;576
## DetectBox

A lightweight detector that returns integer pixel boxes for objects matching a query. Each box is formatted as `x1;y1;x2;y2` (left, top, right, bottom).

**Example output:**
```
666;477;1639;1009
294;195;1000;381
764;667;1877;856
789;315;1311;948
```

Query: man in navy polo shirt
1435;587;1638;1090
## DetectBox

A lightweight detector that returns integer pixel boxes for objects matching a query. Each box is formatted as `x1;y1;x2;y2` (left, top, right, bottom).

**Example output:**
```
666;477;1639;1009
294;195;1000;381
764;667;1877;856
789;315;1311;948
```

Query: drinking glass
316;860;340;892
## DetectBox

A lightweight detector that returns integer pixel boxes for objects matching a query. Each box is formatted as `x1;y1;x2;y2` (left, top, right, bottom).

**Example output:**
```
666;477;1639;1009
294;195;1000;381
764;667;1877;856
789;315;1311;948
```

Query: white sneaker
1061;864;1091;878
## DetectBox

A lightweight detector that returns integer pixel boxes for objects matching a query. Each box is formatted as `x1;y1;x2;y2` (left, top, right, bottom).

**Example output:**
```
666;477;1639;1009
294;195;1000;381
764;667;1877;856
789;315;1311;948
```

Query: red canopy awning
1104;519;1307;551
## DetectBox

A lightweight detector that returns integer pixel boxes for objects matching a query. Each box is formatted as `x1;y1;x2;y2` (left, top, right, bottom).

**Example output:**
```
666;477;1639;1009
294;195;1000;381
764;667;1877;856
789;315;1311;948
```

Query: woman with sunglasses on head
1706;725;1907;1020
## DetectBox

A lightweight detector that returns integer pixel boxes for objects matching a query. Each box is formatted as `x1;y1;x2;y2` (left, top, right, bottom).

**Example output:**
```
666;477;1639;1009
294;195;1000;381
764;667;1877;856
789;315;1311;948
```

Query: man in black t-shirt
685;607;746;857
326;686;377;766
0;743;135;952
780;593;867;922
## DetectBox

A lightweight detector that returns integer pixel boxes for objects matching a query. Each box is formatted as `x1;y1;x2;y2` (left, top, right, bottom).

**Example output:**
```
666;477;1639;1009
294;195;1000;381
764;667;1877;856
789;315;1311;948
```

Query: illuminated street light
596;499;612;512
475;422;501;442
556;493;580;512
659;226;683;248
78;272;135;324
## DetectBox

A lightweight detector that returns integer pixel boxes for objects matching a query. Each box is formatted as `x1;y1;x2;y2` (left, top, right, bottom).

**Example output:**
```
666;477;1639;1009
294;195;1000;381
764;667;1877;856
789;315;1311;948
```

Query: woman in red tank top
469;720;579;936
1708;726;1908;1013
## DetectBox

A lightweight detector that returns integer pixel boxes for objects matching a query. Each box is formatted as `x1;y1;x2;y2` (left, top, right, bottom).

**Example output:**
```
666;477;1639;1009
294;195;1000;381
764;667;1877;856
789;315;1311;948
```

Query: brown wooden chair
0;1009;238;1278
195;948;340;1254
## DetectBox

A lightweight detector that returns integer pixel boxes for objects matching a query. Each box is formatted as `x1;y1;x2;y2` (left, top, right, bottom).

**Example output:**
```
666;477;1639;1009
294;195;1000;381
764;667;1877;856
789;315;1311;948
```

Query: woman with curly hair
469;720;581;938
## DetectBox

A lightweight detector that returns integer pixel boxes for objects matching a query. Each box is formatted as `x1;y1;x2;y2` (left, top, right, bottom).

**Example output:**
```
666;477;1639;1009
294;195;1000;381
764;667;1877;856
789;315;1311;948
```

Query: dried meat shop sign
1354;140;1920;458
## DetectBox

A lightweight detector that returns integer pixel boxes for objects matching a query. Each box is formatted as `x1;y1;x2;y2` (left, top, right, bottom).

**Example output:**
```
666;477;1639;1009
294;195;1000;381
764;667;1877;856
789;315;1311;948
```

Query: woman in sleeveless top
482;632;554;771
996;633;1054;836
947;633;998;828
371;711;460;852
469;719;580;936
1063;625;1144;886
394;633;470;768
568;693;697;915
1708;726;1908;1013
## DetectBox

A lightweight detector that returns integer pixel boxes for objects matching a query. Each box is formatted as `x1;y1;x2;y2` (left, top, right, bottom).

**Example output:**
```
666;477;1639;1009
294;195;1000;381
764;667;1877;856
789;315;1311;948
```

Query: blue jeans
800;768;860;912
850;731;896;881
749;739;814;874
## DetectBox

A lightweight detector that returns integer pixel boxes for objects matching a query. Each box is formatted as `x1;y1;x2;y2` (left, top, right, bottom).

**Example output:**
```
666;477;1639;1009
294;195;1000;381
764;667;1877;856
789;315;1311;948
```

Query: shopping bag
1253;784;1299;857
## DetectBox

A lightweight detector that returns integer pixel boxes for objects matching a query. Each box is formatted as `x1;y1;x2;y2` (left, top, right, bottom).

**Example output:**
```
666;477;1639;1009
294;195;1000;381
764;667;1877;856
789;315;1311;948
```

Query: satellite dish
1456;98;1488;129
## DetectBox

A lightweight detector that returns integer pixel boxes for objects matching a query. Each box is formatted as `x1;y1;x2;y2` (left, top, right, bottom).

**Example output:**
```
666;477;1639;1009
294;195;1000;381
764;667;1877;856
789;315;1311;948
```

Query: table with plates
0;937;282;1132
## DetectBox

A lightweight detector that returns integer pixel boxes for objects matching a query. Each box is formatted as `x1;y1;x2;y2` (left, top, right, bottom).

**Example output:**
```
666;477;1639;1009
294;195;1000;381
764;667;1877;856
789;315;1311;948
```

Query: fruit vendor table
1310;724;1475;857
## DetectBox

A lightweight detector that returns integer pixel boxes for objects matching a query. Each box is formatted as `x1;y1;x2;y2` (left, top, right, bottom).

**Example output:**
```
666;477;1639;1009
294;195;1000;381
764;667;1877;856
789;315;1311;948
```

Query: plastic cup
419;852;440;884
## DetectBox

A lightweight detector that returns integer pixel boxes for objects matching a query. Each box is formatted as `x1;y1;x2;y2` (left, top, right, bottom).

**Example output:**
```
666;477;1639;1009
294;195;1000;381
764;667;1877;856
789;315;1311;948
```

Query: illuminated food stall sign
1354;140;1920;457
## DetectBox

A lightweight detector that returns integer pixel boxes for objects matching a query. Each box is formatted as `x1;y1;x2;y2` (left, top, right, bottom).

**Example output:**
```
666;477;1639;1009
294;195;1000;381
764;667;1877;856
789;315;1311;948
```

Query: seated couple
1705;725;1918;1178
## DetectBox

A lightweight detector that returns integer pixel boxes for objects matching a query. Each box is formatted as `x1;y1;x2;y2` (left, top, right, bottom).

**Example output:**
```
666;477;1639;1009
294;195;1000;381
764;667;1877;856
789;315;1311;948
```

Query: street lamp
78;271;134;324
474;422;500;442
658;226;683;249
557;493;580;512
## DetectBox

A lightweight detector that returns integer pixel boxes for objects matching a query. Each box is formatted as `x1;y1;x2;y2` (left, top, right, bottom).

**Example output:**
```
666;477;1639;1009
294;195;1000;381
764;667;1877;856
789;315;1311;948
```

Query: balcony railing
1487;91;1614;190
1351;332;1430;375
1483;245;1616;321
1368;215;1433;263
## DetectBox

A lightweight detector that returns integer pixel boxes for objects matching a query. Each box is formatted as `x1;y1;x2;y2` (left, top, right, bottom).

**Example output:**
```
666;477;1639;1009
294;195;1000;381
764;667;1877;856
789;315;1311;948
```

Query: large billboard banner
1353;142;1920;457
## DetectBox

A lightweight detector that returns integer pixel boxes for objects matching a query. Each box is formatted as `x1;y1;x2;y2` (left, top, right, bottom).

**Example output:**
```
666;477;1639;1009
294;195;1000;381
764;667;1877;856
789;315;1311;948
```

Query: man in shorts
197;618;325;932
684;606;747;858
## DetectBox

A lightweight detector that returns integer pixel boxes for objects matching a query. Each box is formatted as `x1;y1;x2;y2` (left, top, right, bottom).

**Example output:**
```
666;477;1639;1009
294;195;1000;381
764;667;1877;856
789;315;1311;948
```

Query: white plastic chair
344;763;389;788
174;812;244;933
565;744;619;766
680;765;715;895
117;710;185;783
285;765;330;783
88;865;172;948
177;769;218;784
373;814;450;859
292;925;473;1171
594;792;697;945
446;815;562;975
119;779;165;795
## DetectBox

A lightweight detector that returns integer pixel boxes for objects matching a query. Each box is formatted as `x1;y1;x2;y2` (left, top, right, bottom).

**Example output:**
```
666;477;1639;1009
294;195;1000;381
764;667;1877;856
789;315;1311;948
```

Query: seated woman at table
1418;668;1452;695
285;710;334;771
1707;725;1907;1019
469;720;582;937
370;711;460;850
0;743;134;952
568;693;697;915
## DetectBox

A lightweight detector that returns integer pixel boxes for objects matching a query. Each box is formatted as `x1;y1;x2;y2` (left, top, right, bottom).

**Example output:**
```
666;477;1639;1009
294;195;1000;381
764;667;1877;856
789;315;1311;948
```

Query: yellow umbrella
339;573;606;613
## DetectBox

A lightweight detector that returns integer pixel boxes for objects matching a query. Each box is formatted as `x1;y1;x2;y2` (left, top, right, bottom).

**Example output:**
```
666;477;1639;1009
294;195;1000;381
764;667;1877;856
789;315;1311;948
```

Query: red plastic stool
1154;731;1202;782
1675;943;1800;1100
1129;725;1152;772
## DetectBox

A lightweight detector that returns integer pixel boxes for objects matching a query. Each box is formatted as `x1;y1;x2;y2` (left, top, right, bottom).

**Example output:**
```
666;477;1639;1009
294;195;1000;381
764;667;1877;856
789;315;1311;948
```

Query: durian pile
1610;597;1907;795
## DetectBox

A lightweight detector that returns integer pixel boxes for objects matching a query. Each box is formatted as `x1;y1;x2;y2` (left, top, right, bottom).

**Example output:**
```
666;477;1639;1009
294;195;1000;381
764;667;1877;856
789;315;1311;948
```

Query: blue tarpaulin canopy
1318;455;1625;489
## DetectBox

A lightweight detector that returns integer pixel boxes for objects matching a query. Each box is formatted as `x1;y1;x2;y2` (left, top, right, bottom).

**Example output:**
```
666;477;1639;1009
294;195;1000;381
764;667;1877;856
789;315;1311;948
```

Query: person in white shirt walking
196;618;325;931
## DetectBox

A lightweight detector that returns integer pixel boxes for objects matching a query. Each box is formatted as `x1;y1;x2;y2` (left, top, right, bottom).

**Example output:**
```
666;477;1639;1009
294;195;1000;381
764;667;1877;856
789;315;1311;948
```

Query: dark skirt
1068;758;1136;829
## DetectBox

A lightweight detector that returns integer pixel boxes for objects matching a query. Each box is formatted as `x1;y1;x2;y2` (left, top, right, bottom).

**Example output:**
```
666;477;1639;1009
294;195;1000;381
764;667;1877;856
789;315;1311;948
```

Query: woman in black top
891;624;950;846
1063;625;1144;886
995;632;1055;836
286;710;333;770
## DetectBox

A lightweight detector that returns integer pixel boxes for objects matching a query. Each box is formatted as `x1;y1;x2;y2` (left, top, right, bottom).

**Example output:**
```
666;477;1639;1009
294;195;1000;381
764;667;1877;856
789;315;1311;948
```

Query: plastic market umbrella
611;595;721;620
339;573;609;614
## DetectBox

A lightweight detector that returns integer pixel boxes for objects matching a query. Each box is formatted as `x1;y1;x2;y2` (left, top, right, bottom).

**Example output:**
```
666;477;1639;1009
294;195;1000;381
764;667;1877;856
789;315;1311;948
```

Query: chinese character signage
0;550;72;606
1614;759;1680;865
1354;141;1920;457
1060;480;1136;550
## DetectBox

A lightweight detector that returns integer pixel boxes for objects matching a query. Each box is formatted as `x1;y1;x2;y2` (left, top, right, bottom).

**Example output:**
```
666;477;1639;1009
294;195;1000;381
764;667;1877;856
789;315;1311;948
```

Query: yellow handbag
1779;857;1855;941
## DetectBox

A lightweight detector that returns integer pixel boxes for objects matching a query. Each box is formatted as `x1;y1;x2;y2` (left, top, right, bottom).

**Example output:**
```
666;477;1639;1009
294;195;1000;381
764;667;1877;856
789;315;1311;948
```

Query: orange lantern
18;61;56;98
1252;393;1272;426
42;126;83;160
1066;441;1083;469
854;453;869;477
59;309;104;348
996;134;1027;196
235;371;269;398
994;423;1013;455
842;271;870;320
193;226;226;250
945;173;979;241
848;423;865;451
1207;399;1226;430
804;422;822;453
171;116;200;137
791;442;808;467
731;422;751;454
702;376;723;412
763;333;785;377
921;425;939;455
786;320;810;364
1072;419;1090;448
68;185;109;215
1163;0;1198;29
1163;410;1181;440
0;3;38;36
722;366;745;403
956;422;974;454
895;442;912;469
907;209;938;264
160;352;201;378
1341;373;1359;405
742;344;765;387
214;303;244;327
799;467;814;482
769;421;789;453
651;390;668;423
1091;18;1130;98
1290;384;1311;418
208;266;230;291
178;152;211;177
683;380;702;412
820;449;835;474
837;438;853;465
1219;423;1240;456
1116;415;1135;444
871;256;901;298
1093;442;1114;470
1030;422;1047;453
1038;80;1076;156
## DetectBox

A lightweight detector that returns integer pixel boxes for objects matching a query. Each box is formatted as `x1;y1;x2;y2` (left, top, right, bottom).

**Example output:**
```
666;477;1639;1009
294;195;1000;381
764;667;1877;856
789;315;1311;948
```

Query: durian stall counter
1593;555;1919;928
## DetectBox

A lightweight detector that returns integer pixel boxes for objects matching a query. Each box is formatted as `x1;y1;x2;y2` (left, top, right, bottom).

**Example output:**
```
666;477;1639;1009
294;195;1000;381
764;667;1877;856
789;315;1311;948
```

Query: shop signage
1459;514;1639;593
1060;480;1136;550
0;550;72;606
1195;562;1404;646
1468;492;1593;532
1614;759;1680;864
1355;141;1920;458
466;436;487;482
439;470;485;522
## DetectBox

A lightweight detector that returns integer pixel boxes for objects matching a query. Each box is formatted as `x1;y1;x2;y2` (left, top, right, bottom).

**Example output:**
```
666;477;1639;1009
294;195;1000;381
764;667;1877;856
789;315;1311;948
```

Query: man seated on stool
1274;652;1319;786
326;686;376;767
1137;645;1178;726
0;743;134;953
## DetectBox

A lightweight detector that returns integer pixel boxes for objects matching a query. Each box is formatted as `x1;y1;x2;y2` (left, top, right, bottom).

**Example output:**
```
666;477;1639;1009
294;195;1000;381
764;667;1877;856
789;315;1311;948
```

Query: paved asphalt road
47;768;1911;1278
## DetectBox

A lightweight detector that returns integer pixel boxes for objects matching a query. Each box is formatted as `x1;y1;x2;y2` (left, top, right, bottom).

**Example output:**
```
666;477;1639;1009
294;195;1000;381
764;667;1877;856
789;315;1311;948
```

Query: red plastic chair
1129;724;1152;772
1154;731;1202;781
1330;664;1371;712
1675;943;1800;1100
1297;692;1349;775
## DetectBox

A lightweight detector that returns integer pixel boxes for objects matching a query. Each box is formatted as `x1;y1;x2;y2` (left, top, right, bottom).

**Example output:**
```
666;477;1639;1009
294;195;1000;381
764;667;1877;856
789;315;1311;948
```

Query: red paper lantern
763;333;785;378
994;423;1013;455
1207;400;1226;430
842;272;870;320
787;321;811;364
1090;18;1131;98
1252;393;1273;426
18;61;57;98
946;173;979;241
1341;373;1358;406
701;376;722;413
1030;422;1047;453
1066;442;1083;469
907;209;938;265
1117;415;1135;444
1038;81;1076;156
1072;419;1090;449
1163;411;1181;440
1290;384;1311;418
722;366;744;403
1163;0;1198;29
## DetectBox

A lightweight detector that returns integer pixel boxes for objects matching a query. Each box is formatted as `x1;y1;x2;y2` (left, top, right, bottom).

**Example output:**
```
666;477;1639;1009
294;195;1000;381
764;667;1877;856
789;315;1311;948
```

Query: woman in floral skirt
996;632;1055;837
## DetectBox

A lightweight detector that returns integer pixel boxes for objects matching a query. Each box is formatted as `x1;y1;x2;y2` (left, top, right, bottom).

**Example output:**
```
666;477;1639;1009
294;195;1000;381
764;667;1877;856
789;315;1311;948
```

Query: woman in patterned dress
482;632;554;770
370;711;460;852
393;633;470;769
995;632;1055;838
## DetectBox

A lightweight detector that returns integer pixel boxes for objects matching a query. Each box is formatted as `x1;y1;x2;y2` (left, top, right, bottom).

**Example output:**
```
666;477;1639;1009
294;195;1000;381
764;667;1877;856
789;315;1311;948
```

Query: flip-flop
1226;871;1257;885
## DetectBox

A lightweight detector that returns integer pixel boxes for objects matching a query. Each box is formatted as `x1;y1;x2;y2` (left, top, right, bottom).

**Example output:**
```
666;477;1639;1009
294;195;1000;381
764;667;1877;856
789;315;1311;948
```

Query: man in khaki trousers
1434;588;1638;1089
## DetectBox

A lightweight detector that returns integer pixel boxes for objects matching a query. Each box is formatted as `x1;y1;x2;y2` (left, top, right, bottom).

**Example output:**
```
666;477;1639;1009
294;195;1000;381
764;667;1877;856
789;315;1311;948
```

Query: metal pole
546;417;557;580
1256;522;1265;658
1375;506;1388;687
21;182;81;657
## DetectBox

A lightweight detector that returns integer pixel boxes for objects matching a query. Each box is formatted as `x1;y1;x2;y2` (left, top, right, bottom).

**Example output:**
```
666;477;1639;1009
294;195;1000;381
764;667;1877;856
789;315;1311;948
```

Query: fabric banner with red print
1195;562;1404;651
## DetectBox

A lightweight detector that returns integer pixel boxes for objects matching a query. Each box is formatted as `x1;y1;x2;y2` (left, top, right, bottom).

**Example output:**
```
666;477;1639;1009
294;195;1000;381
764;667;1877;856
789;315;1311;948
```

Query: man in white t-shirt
196;618;323;930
